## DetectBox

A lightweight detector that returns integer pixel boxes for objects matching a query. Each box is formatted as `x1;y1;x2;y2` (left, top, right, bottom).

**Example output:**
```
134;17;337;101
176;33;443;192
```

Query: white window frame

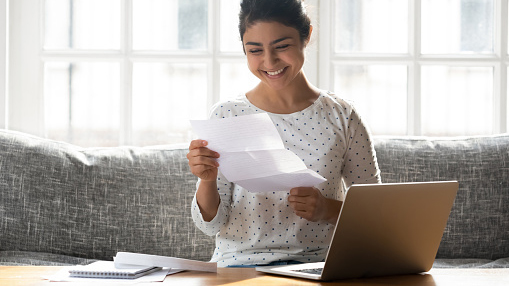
8;0;43;137
0;0;7;129
7;0;295;144
4;0;508;144
318;0;508;135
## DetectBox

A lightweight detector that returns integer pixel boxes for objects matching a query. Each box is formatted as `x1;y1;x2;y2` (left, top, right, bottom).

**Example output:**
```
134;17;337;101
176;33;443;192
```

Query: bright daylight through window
42;0;257;147
328;0;500;137
7;0;508;147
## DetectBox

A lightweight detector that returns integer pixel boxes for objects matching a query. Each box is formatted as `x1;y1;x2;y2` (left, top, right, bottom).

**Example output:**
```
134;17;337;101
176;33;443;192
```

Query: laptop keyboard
291;268;323;275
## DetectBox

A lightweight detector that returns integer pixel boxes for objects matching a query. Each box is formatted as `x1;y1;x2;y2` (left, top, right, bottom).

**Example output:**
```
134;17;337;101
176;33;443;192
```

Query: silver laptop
256;181;458;281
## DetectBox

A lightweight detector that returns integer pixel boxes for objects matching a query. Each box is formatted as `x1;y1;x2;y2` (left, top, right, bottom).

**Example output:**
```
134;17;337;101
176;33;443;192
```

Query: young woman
187;0;381;267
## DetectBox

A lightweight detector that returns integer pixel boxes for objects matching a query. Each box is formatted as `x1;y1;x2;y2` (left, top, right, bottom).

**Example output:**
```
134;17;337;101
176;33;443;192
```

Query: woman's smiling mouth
264;67;286;77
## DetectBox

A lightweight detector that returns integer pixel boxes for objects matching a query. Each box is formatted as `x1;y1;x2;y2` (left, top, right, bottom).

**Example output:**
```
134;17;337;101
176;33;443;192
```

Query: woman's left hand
288;187;342;224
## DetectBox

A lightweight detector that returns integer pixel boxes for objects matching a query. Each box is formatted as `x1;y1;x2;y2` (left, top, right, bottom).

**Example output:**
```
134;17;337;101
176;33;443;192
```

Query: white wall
0;0;8;129
8;0;43;136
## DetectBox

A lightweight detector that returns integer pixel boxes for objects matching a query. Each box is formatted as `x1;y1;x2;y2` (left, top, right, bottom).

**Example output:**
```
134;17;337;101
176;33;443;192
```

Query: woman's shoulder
208;94;253;119
319;90;356;112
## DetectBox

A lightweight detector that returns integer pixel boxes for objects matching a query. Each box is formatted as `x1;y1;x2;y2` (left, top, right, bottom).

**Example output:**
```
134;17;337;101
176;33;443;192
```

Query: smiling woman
238;0;317;114
187;0;381;268
243;22;310;104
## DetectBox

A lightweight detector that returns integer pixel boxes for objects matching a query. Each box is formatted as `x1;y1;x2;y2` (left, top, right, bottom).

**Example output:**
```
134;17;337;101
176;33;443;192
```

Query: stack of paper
44;252;216;282
114;252;217;273
190;113;327;193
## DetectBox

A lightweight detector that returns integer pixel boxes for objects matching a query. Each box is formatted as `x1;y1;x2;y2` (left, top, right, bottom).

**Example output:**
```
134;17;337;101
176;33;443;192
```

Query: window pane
335;0;408;54
44;0;120;50
220;0;242;53
333;65;407;135
44;62;120;147
220;61;259;101
421;66;493;136
422;0;494;54
133;0;208;51
132;63;208;146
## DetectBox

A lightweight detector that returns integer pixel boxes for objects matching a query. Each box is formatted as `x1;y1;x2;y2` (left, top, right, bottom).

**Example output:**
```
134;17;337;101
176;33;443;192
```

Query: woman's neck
247;73;320;114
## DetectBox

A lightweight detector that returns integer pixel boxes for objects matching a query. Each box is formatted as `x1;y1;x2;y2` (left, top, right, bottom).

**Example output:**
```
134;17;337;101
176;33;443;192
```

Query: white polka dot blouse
191;90;381;267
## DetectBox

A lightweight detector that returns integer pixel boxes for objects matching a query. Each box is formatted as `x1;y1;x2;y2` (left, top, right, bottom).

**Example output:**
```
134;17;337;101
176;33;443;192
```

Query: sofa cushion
433;258;509;268
374;134;509;260
0;130;215;261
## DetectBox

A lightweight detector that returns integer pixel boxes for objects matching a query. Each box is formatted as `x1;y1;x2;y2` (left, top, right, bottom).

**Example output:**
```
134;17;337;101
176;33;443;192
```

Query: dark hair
239;0;311;44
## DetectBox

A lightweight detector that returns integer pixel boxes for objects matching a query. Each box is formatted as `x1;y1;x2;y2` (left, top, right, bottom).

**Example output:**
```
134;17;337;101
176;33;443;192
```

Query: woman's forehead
243;21;300;43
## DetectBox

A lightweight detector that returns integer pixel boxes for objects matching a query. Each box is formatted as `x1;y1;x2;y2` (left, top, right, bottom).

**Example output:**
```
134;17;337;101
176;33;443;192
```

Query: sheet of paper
236;169;327;193
190;113;284;153
218;149;307;181
114;252;217;273
190;113;327;193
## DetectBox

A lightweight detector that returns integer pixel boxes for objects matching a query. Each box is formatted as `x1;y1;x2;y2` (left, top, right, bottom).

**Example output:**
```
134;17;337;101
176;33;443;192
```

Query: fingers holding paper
187;140;220;182
288;187;342;224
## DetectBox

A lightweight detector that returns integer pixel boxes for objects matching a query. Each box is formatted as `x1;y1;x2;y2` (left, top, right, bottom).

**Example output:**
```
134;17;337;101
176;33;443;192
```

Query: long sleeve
341;103;381;188
191;173;233;236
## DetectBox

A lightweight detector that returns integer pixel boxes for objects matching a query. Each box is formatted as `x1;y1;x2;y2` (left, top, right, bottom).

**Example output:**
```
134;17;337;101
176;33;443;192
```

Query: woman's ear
305;25;313;46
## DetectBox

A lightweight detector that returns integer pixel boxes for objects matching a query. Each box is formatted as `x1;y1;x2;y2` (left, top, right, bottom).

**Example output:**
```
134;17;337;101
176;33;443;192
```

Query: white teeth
266;68;285;76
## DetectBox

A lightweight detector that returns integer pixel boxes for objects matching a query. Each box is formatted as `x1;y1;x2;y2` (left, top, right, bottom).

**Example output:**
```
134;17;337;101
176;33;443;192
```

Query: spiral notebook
68;261;161;279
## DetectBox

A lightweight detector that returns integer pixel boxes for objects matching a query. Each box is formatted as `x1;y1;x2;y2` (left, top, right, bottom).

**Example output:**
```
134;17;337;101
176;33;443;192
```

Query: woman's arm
195;180;220;222
187;139;221;222
342;106;382;187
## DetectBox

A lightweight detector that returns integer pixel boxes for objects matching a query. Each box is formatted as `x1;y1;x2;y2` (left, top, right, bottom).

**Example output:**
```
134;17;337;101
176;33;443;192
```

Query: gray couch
0;129;508;267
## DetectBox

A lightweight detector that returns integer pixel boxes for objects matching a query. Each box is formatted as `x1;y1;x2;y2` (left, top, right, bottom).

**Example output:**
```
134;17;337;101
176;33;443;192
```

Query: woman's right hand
187;139;220;182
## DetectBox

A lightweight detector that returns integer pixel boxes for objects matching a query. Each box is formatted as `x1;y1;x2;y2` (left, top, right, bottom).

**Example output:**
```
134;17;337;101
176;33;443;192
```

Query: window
9;0;258;147
319;0;507;136
6;0;509;147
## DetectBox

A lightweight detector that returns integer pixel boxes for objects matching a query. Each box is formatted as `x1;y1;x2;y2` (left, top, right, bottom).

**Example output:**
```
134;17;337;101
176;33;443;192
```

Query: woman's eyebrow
244;37;293;47
270;37;292;45
245;41;262;46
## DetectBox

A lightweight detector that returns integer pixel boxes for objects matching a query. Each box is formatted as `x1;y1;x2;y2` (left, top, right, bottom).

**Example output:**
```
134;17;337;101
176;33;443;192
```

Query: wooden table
1;266;508;285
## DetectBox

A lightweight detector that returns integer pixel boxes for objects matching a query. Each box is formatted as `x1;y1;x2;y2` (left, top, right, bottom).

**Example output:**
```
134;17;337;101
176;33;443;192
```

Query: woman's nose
264;50;279;68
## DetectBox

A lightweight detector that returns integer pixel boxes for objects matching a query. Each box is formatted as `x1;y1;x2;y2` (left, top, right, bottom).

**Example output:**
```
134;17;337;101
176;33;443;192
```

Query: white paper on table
114;252;217;273
190;113;327;193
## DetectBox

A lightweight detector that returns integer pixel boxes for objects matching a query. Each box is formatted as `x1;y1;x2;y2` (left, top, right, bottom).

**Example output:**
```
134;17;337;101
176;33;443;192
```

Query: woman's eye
249;49;262;54
276;44;290;50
